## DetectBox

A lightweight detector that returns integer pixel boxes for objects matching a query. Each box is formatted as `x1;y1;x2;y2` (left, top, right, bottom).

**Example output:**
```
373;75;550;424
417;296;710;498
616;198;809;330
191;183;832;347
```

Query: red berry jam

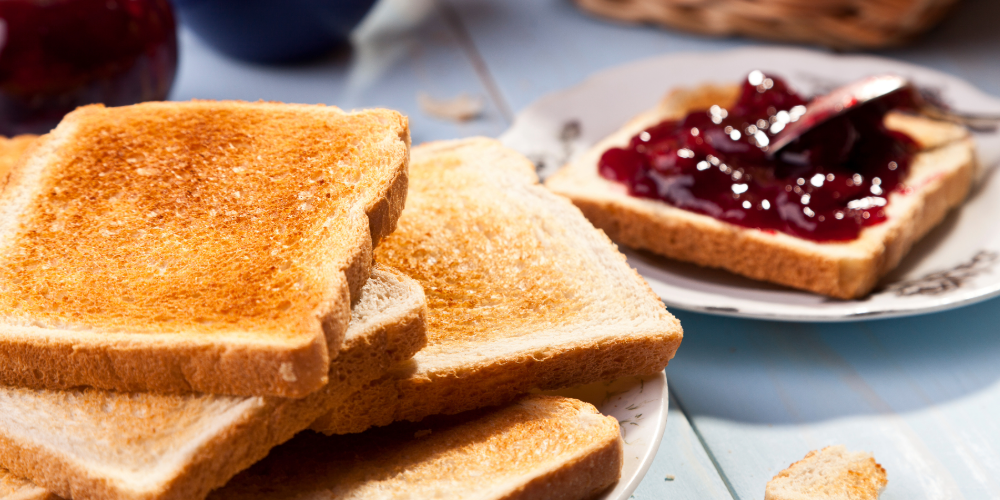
0;0;178;136
598;72;919;242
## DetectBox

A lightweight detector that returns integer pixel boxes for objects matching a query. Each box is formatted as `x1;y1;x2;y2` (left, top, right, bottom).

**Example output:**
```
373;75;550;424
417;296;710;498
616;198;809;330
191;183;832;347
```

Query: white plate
500;47;1000;322
546;372;668;500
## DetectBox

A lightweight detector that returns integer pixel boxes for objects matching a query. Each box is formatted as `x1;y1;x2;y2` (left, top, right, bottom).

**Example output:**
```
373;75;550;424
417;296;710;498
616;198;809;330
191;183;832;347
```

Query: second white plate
501;47;1000;322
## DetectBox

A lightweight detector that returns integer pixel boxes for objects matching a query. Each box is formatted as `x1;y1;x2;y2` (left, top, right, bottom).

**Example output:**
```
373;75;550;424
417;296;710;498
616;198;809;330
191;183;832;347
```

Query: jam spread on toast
598;72;918;242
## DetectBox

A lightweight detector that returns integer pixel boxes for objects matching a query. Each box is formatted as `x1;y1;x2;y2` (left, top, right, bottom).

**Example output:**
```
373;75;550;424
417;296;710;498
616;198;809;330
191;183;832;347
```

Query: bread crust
0;266;427;500
312;138;683;435
0;465;57;500
205;395;622;500
0;102;410;397
545;85;976;298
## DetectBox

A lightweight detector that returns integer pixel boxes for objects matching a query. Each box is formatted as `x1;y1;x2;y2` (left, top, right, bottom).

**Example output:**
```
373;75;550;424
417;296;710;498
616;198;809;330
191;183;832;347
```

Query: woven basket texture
574;0;961;49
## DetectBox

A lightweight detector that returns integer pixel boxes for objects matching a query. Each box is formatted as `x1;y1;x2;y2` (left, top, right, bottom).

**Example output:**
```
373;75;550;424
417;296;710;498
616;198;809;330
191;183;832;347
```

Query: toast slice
0;101;410;397
0;265;427;500
545;84;976;298
765;445;887;500
211;395;622;500
311;137;682;434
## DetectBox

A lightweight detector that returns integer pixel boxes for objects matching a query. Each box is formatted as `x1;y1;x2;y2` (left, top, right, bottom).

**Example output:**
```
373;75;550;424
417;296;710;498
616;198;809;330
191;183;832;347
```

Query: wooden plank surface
170;0;509;144
447;0;1000;110
629;394;734;499
667;302;1000;500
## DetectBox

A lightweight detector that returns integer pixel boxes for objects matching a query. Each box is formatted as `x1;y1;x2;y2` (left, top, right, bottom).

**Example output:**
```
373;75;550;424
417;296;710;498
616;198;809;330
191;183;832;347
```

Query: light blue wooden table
171;1;1000;498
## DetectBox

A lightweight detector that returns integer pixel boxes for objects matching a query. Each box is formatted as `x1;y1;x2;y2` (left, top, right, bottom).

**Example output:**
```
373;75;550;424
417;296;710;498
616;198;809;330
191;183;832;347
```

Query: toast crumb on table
765;445;887;500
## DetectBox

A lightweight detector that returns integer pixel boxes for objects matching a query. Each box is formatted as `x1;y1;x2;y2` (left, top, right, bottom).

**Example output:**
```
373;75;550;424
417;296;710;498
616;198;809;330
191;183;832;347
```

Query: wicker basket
574;0;961;49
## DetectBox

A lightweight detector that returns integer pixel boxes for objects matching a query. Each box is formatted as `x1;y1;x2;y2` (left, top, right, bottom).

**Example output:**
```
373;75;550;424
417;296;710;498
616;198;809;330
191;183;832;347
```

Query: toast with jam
311;137;683;435
0;101;410;397
545;75;975;298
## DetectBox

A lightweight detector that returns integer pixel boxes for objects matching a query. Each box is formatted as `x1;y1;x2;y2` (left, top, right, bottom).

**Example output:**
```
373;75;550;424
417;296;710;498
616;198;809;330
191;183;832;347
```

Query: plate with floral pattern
501;47;1000;321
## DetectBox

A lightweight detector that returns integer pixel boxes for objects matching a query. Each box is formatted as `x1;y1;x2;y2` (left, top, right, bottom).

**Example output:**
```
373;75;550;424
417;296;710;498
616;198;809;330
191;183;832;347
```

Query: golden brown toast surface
0;101;410;397
0;135;37;183
377;152;587;348
2;102;399;336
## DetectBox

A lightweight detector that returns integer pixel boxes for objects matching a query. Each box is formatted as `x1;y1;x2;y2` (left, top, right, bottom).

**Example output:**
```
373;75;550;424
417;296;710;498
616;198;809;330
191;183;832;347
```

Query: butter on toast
0;101;410;397
311;138;682;435
545;85;976;299
0;266;427;500
765;446;887;500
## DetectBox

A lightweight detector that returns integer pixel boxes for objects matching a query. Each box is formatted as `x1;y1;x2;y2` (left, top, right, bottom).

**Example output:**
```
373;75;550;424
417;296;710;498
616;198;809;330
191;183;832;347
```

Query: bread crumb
279;362;297;382
418;92;483;122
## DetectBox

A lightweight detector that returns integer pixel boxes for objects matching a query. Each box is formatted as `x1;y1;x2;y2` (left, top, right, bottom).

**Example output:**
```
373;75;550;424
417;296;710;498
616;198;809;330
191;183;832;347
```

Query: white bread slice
0;101;410;398
311;137;682;435
545;84;976;298
765;445;888;500
0;466;55;500
2;395;621;500
0;265;426;500
211;395;622;500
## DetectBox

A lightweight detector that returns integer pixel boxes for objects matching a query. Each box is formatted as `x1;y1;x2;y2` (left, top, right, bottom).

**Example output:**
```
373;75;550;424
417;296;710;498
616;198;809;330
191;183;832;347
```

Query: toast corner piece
0;101;411;398
764;445;888;500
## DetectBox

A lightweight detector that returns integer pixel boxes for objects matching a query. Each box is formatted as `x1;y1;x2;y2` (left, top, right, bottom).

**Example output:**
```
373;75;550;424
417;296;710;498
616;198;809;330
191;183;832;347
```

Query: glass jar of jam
0;0;178;136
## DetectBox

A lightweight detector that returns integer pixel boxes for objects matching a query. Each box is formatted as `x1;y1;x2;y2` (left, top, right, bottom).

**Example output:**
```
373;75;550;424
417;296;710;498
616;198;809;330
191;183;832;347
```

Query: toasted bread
545;84;976;298
0;101;410;397
0;466;55;500
765;445;887;500
2;395;621;500
311;137;682;435
213;395;622;500
0;266;427;500
0;136;37;184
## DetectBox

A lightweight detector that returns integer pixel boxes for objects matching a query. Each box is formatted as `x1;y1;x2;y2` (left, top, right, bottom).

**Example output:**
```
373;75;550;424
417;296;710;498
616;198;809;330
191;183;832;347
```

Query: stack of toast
0;101;683;500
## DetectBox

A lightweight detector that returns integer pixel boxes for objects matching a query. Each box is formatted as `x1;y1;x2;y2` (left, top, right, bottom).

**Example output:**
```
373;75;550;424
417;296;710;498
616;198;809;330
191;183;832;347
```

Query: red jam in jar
598;72;919;242
0;0;178;136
